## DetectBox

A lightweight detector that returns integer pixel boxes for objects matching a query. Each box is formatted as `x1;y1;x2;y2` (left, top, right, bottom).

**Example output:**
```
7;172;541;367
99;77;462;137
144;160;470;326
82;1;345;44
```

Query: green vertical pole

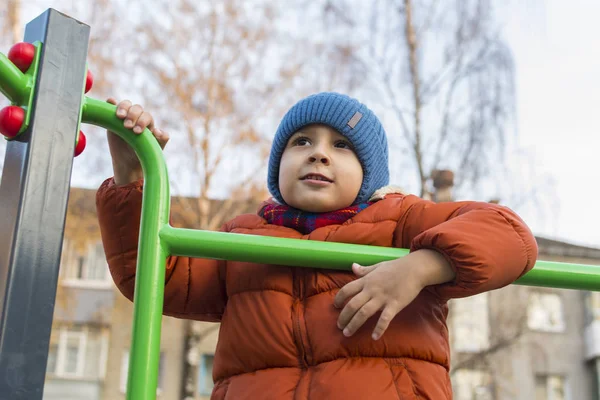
82;98;170;400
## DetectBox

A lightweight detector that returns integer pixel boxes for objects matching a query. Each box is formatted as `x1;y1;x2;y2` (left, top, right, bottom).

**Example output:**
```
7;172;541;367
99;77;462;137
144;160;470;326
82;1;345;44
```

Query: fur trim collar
368;185;406;202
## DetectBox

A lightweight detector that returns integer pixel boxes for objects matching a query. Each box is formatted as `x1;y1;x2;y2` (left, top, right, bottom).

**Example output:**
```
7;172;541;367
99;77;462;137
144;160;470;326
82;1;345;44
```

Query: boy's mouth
300;173;333;183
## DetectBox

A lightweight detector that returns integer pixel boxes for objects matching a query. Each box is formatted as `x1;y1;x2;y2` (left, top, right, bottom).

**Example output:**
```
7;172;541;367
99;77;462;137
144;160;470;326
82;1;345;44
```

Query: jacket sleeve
393;195;538;300
96;177;227;322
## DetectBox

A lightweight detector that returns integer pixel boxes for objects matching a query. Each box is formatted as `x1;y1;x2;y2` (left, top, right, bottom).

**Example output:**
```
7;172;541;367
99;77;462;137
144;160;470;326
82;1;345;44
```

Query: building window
451;293;490;352
46;325;108;379
61;241;111;289
584;291;600;324
120;350;165;394
198;354;215;395
535;375;566;400
452;369;493;400
527;292;565;332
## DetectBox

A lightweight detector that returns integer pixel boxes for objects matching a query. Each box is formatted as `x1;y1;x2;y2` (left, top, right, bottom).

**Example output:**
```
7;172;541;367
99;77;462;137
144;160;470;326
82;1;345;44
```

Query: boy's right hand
106;98;169;186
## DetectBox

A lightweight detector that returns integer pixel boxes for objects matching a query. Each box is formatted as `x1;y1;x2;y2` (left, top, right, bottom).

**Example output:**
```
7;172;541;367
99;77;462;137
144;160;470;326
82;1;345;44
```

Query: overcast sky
499;0;600;248
5;0;600;250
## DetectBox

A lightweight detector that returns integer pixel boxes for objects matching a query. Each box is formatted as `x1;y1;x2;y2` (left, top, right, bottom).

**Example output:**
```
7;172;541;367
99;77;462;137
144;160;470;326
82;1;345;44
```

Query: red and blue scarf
259;202;372;234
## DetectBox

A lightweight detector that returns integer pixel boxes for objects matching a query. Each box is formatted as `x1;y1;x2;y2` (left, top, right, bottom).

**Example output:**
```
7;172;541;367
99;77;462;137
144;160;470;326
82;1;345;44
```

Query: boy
97;92;537;399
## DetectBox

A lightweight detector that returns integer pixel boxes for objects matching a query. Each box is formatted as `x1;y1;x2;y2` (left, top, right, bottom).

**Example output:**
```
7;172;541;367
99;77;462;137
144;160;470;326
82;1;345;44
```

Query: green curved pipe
0;43;41;136
82;97;169;400
0;52;29;103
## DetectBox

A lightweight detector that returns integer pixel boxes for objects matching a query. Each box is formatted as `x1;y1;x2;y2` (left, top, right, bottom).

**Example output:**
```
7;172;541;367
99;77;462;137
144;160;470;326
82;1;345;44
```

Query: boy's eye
293;137;311;146
335;140;353;150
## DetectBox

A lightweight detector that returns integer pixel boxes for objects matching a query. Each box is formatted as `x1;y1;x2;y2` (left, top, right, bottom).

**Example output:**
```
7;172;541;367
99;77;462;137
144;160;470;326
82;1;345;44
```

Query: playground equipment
1;8;600;400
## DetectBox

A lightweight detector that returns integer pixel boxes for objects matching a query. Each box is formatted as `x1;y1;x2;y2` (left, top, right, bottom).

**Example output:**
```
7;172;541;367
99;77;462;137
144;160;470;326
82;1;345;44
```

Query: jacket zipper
292;267;309;369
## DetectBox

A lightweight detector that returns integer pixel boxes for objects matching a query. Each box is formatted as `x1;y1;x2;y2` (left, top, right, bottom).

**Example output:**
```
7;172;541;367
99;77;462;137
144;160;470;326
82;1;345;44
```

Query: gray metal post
0;9;89;400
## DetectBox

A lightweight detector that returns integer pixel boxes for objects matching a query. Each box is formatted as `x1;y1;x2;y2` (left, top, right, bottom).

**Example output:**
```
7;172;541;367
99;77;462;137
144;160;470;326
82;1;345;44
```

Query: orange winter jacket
96;178;538;400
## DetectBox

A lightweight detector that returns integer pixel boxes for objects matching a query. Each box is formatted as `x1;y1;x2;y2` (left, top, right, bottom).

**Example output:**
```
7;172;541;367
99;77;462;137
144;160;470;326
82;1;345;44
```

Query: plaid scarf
259;202;372;234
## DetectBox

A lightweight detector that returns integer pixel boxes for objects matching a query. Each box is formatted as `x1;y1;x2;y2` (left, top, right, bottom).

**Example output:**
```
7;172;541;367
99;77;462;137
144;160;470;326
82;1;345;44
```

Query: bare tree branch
403;0;427;195
450;328;524;376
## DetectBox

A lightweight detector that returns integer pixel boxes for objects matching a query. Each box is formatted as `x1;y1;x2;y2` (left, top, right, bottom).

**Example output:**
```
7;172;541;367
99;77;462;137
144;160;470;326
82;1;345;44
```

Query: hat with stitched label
267;92;389;205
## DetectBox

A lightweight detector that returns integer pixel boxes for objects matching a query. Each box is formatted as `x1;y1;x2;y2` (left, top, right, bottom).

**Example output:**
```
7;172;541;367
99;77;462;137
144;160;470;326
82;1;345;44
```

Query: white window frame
61;241;112;290
47;326;86;378
46;325;109;380
585;291;600;321
120;350;164;395
535;375;568;400
452;369;493;400
451;293;490;353
99;329;109;380
527;292;566;333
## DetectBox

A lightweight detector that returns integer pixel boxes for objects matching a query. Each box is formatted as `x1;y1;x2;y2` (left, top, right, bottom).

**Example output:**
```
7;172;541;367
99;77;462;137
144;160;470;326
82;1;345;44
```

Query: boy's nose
308;152;330;165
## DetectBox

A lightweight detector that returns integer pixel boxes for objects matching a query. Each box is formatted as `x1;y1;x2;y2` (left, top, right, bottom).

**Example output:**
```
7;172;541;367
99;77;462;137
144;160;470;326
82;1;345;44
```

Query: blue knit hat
267;92;389;205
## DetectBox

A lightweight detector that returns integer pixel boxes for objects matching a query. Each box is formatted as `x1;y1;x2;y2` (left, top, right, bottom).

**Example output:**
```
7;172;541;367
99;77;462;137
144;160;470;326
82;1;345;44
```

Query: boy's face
278;124;363;212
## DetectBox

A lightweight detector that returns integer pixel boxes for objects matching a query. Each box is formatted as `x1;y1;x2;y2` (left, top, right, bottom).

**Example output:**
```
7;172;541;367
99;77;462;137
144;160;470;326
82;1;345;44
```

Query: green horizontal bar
515;260;600;291
160;225;409;269
161;226;600;291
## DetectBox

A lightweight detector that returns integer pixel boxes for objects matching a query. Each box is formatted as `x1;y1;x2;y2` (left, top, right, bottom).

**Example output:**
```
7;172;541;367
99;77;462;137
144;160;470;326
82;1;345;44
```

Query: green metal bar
515;260;600;291
0;42;41;137
160;226;600;291
21;42;42;135
81;97;170;400
160;225;410;269
0;52;30;104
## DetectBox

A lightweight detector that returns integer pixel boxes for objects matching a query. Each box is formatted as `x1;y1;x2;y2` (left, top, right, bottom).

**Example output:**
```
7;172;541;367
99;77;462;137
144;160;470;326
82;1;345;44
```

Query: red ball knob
0;106;25;138
74;131;87;157
8;42;35;73
85;69;94;93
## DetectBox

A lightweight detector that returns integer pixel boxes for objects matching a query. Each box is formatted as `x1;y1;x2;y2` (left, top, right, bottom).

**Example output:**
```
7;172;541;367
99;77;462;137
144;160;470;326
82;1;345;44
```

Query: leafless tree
1;0;22;44
129;0;307;232
312;0;516;200
121;1;320;396
376;0;517;198
0;0;127;178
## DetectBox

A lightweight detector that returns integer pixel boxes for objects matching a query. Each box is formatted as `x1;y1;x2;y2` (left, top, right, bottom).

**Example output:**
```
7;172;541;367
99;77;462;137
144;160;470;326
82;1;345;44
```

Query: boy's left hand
334;249;455;340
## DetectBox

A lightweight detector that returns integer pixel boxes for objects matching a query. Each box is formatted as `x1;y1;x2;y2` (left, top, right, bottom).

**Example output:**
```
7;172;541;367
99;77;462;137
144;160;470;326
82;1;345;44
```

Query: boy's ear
368;185;406;202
